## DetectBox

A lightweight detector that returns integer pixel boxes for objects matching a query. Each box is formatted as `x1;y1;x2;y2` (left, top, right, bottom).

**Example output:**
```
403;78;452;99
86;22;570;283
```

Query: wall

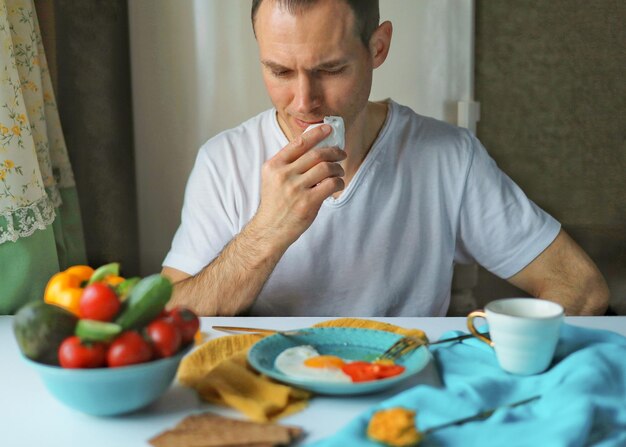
473;0;626;313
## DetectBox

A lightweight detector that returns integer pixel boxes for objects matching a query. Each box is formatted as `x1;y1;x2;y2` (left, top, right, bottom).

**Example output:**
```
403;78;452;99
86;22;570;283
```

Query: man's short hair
251;0;380;46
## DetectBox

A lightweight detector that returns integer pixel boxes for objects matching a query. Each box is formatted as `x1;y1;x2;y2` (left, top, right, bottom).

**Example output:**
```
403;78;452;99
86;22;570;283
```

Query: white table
1;316;624;447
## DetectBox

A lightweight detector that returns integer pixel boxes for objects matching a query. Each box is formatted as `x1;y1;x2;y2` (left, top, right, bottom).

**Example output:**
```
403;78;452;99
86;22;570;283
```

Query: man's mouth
293;117;323;130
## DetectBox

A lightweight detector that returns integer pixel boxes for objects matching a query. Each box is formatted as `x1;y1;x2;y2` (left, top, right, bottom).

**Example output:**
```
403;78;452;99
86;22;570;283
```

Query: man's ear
370;21;392;69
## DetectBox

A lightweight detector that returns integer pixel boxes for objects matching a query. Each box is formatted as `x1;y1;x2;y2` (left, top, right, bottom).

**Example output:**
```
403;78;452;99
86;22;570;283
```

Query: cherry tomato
106;331;152;367
146;319;182;358
79;283;121;321
341;361;406;382
58;336;106;368
167;307;200;344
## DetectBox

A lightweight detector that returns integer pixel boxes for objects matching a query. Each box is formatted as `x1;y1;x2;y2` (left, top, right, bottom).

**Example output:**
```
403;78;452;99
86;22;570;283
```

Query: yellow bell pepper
103;275;125;287
44;265;94;316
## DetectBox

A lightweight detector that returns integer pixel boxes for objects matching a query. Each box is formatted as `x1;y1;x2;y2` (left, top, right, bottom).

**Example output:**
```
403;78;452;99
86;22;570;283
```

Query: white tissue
304;116;345;150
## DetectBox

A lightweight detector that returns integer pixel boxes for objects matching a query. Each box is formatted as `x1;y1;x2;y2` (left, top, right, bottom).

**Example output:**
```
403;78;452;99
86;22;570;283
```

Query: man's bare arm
507;229;609;315
161;124;346;315
162;220;286;315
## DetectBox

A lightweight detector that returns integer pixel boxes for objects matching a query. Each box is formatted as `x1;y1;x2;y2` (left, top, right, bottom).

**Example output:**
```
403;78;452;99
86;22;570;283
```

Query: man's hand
253;123;347;251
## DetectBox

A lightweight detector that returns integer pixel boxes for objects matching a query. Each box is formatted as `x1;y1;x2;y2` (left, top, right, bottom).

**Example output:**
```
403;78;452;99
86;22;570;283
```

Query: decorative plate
247;327;432;395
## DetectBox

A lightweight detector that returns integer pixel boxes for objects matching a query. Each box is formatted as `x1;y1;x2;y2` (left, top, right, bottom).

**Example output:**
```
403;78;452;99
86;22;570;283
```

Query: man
162;0;609;316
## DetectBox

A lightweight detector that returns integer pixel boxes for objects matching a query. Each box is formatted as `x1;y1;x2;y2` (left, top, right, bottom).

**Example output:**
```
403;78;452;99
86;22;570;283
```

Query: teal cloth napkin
312;323;626;447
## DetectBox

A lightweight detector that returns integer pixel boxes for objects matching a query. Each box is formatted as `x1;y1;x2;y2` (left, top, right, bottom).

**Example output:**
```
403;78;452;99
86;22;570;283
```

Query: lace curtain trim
0;192;56;244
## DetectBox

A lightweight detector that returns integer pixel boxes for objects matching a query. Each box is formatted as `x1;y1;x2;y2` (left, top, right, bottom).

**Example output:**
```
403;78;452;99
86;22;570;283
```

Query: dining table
1;315;625;447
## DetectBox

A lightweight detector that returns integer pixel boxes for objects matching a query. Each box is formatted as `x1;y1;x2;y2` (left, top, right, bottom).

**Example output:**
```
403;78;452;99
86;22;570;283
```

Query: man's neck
340;101;389;188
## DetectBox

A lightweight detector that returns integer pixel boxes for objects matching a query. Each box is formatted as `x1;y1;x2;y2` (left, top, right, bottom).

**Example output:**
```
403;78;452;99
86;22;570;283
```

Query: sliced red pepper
341;361;406;382
375;363;406;379
342;361;378;382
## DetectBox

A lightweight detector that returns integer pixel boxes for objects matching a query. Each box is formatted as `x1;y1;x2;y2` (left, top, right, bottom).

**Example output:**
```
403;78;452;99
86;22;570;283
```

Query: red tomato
341;361;406;382
79;283;121;321
146;319;182;358
167;307;200;344
106;331;152;367
58;336;106;368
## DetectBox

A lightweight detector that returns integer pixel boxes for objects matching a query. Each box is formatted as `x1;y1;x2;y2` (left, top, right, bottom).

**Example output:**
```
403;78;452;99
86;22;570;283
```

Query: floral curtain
0;0;86;314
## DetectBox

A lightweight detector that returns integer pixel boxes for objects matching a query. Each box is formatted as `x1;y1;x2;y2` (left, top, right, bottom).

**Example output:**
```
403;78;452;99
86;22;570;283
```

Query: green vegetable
87;262;120;285
115;276;140;301
75;319;122;342
13;301;78;365
115;274;173;330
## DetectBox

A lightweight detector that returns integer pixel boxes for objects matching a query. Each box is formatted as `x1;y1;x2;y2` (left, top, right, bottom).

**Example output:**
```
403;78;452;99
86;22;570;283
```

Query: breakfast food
13;262;199;369
304;115;345;150
367;407;423;447
274;345;406;383
275;345;352;383
149;412;303;447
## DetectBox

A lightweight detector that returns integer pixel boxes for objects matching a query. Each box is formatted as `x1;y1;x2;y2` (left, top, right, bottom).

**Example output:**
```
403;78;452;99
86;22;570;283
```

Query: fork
376;332;484;362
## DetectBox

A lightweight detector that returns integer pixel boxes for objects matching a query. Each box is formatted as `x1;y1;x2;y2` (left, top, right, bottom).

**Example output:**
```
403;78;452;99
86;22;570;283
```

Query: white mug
467;298;564;375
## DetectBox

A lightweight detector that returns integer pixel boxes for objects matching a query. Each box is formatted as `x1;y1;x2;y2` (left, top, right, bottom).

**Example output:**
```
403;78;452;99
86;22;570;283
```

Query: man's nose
293;75;320;114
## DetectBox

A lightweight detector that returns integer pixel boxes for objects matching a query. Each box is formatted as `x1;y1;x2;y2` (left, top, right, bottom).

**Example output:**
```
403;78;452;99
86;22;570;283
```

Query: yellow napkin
177;318;428;422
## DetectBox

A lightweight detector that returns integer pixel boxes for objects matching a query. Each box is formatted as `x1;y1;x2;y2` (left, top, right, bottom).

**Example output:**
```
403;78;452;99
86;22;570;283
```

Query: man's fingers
299;161;345;188
277;124;332;163
308;176;345;202
295;146;346;174
261;123;345;219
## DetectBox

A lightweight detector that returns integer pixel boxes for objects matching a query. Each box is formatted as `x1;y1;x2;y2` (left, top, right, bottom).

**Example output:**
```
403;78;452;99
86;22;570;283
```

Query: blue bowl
22;344;193;416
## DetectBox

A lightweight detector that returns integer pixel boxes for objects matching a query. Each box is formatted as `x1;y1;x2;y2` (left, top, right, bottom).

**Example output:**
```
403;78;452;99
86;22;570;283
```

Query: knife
211;325;306;336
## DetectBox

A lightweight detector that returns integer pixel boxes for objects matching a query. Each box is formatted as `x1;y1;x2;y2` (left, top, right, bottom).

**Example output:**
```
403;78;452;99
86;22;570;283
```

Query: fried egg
274;345;352;383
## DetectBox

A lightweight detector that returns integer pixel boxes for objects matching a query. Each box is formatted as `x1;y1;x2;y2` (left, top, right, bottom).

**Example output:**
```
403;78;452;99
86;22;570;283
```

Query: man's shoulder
390;100;470;141
388;100;476;160
197;108;278;158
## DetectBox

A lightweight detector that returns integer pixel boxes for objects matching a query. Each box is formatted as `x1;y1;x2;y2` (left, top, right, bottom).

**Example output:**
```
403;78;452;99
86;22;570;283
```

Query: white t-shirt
163;100;560;316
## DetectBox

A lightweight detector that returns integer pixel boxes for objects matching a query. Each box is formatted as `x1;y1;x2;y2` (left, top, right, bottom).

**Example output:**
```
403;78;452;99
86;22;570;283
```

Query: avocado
13;301;78;365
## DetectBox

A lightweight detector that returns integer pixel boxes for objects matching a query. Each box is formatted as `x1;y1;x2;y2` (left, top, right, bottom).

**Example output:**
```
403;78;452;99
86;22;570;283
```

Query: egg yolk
303;355;345;369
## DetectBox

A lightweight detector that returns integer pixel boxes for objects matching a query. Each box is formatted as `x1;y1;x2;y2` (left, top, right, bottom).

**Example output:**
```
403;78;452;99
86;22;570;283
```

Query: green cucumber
75;319;122;342
115;274;173;330
87;262;120;285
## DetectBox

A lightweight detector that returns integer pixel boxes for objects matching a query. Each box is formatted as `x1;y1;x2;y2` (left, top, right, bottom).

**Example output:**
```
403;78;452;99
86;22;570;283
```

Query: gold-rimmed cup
467;298;564;375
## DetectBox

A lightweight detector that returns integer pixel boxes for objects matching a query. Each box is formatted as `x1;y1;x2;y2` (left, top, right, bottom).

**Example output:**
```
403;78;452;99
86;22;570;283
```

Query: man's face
254;0;374;141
